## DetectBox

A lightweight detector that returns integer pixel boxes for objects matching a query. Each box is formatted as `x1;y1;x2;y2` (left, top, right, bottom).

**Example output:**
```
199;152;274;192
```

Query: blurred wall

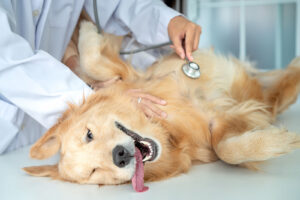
185;0;298;69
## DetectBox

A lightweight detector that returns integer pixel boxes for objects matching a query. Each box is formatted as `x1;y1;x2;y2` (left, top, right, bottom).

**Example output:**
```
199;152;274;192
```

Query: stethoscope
93;0;201;79
182;58;201;79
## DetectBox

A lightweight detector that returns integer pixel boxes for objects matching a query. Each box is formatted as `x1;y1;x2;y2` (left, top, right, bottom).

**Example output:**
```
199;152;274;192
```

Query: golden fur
24;21;300;185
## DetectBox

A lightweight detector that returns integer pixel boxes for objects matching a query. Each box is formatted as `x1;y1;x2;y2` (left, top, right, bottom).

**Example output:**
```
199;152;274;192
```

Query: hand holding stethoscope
168;16;202;62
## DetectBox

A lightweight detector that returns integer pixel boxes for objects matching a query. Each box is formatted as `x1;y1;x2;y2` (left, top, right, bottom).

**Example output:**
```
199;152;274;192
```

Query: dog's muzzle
115;121;159;163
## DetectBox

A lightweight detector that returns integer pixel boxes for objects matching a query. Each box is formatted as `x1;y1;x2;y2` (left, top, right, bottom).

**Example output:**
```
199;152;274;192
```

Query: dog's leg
213;126;300;165
254;57;300;116
78;21;139;82
211;100;300;166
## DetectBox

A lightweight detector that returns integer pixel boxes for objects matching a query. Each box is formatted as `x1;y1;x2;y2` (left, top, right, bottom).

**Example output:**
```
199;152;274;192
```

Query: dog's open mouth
115;121;158;162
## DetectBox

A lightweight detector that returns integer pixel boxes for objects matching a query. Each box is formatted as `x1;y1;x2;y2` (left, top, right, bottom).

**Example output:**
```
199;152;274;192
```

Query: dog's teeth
139;140;155;161
142;155;151;162
140;141;151;147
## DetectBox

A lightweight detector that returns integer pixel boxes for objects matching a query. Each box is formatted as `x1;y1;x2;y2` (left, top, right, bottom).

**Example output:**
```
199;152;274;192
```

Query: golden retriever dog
24;20;300;192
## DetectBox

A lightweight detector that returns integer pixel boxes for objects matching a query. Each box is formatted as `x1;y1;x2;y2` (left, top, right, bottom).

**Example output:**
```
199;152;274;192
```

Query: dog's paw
257;128;300;157
78;21;102;46
216;127;300;164
78;20;104;56
80;21;98;34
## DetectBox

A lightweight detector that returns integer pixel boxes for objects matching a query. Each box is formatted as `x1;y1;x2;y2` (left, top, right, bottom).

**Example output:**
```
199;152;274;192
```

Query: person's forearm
0;7;92;129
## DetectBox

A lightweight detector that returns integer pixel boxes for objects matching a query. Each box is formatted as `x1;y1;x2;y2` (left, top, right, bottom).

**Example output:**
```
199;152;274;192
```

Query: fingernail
190;56;194;61
162;112;168;118
180;52;185;59
160;100;167;104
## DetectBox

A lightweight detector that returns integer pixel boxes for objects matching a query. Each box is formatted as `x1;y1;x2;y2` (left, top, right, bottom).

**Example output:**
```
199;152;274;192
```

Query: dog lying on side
24;21;300;192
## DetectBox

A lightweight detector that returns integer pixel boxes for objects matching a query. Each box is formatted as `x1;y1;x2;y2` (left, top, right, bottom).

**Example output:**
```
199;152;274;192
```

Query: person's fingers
185;25;196;61
193;26;202;51
171;34;185;59
138;93;167;105
168;16;202;60
140;105;154;118
143;99;167;118
127;89;166;105
126;89;168;118
140;99;167;118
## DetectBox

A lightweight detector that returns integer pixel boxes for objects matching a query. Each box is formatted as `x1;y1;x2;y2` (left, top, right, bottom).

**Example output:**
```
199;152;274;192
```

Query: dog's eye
86;129;94;143
89;168;96;177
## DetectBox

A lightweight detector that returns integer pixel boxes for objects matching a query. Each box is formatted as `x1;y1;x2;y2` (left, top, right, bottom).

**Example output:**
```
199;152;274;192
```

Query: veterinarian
0;0;201;153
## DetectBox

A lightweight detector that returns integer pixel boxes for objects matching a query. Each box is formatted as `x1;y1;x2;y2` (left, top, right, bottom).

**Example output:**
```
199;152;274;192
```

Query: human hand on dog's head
90;80;168;119
168;16;202;61
126;89;167;119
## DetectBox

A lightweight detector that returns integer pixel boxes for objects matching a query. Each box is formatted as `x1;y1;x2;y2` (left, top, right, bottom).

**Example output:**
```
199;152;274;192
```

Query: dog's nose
112;145;132;168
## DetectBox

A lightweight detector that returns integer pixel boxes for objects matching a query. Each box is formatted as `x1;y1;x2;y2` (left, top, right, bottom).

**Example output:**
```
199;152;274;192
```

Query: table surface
1;100;300;200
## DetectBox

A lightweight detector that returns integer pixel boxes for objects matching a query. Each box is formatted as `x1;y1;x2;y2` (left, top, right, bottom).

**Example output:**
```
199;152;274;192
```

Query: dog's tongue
132;148;148;192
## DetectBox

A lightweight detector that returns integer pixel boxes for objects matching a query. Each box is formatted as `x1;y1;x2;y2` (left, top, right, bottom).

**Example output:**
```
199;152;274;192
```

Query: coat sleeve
0;6;93;129
85;0;181;45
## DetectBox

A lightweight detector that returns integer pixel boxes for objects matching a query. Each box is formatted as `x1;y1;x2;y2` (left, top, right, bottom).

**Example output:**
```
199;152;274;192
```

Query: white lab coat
0;0;180;153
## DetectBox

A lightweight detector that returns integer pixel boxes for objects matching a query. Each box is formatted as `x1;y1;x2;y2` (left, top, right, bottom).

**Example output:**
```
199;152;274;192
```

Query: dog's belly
146;50;238;103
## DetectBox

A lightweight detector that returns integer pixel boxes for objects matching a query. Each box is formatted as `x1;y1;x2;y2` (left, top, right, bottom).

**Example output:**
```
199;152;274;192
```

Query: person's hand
126;89;168;119
168;16;202;61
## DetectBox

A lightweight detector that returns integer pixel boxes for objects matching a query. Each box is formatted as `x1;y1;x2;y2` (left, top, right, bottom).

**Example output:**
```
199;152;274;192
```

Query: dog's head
24;87;183;188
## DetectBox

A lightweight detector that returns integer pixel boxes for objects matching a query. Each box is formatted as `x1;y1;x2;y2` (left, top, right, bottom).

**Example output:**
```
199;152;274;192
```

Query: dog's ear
30;124;61;159
30;104;77;159
23;165;61;179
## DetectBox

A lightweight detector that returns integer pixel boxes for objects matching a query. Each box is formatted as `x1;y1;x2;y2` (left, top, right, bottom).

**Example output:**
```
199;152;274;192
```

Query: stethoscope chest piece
182;62;201;79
